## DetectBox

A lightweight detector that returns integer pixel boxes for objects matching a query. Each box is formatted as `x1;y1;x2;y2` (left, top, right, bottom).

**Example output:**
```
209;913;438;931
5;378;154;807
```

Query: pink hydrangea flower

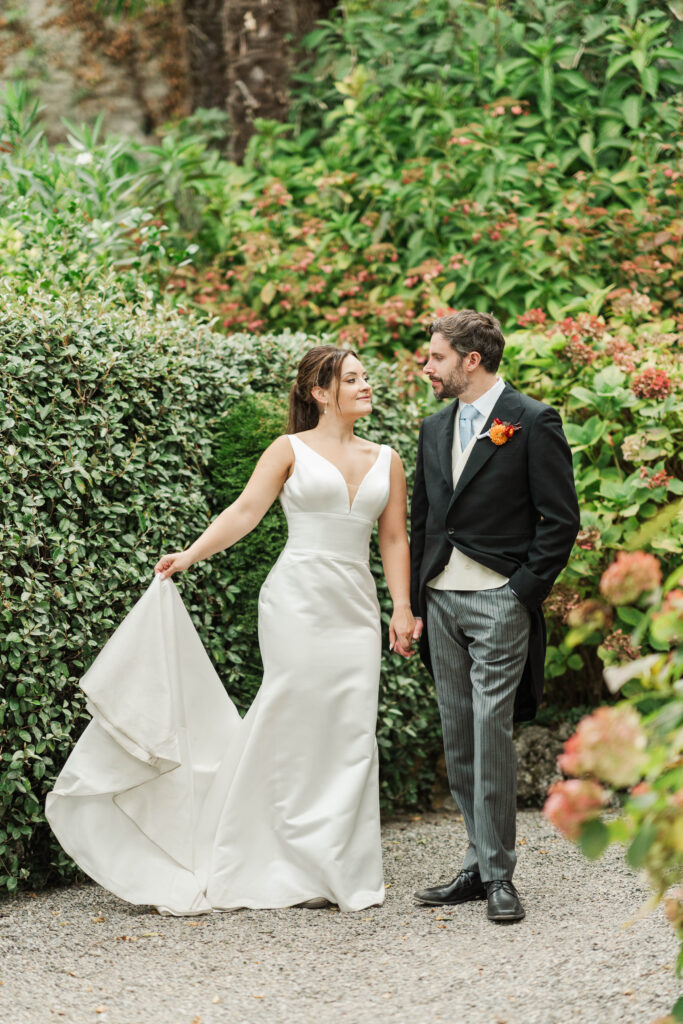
543;779;608;840
557;706;647;788
517;308;547;327
599;551;662;605
632;367;674;399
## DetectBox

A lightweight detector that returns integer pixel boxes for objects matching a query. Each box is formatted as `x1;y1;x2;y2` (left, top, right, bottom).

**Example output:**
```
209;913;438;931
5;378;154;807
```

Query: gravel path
2;811;679;1024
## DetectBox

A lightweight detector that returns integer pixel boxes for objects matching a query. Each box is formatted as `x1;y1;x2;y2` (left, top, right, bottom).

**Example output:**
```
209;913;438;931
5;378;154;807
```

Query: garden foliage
154;0;682;351
544;548;683;1018
1;2;681;358
502;300;683;701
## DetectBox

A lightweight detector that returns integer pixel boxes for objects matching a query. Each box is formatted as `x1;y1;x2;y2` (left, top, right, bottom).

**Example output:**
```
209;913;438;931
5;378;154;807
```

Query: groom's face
424;333;468;400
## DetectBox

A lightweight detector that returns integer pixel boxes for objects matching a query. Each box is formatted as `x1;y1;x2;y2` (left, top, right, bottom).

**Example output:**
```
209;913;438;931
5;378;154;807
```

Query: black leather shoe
414;869;486;905
485;880;525;921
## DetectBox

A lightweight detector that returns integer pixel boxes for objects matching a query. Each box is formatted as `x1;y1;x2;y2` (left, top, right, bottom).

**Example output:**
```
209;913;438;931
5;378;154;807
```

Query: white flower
75;152;94;166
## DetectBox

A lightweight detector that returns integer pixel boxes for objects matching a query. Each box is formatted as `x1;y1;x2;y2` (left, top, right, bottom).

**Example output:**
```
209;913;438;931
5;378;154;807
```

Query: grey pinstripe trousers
426;584;531;881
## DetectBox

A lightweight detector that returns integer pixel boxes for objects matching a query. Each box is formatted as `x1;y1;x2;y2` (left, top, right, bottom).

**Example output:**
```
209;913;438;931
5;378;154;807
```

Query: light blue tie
459;404;478;452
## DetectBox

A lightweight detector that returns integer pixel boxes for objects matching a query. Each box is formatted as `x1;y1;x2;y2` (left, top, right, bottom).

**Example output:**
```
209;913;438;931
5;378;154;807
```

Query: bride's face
330;354;373;420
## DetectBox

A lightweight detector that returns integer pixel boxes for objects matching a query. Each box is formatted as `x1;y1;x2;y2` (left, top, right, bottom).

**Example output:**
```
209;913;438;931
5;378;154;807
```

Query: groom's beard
431;367;467;400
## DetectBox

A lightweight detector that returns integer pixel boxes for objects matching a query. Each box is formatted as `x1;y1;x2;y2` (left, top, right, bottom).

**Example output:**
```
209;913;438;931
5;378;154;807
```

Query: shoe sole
414;891;487;906
488;910;526;922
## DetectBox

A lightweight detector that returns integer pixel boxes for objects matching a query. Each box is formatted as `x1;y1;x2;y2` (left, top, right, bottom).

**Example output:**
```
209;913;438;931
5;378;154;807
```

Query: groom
410;310;579;922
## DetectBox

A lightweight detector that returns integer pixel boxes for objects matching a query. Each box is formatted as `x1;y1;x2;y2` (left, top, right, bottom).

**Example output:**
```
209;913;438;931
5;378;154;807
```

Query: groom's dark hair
429;310;505;373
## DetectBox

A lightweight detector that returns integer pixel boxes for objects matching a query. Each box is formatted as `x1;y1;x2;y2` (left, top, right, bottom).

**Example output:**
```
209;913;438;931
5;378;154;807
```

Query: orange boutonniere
482;417;522;446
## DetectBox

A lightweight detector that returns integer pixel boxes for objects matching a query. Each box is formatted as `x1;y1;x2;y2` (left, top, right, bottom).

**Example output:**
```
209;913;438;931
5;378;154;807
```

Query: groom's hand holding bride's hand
154;550;193;580
390;607;420;658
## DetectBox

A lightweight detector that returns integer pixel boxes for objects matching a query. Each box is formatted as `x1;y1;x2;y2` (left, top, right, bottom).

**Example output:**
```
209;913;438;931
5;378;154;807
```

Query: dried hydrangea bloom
543;778;608;840
557;705;647;789
600;550;662;605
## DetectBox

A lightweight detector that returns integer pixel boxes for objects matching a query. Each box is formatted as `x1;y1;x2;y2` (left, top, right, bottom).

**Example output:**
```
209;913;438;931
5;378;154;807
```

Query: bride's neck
313;417;356;445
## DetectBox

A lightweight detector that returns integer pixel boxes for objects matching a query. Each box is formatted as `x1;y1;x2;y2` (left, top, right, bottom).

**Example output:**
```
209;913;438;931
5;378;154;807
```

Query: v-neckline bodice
289;435;386;515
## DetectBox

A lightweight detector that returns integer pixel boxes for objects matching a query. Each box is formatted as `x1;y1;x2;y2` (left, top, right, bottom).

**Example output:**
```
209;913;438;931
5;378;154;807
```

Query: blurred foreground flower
557;706;647;788
543;779;608;840
567;599;612;631
664;887;683;930
652;589;683;644
600;550;662;605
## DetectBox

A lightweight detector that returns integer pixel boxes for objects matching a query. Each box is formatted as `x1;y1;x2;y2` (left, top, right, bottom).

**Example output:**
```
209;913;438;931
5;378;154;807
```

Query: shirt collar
461;377;505;420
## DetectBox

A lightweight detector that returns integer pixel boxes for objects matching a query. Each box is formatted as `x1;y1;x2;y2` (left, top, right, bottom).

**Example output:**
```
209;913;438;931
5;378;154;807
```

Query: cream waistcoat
427;412;509;592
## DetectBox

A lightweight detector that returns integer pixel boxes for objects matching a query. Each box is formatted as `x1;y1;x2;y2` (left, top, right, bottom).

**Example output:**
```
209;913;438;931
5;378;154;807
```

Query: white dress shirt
427;377;509;592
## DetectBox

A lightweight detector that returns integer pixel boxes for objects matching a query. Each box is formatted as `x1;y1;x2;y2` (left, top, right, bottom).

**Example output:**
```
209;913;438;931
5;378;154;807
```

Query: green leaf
630;50;647;74
616;606;645;627
606;54;633;80
640;65;659;98
673;995;683;1021
580;818;610;860
622;94;642;129
606;818;630;844
625;823;657;869
578;131;595;165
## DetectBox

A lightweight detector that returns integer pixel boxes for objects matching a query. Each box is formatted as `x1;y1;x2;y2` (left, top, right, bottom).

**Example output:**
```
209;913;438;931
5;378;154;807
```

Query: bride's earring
323;404;327;416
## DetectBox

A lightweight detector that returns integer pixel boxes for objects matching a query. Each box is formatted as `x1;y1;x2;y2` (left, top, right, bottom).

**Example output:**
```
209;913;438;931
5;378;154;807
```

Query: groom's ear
464;350;482;371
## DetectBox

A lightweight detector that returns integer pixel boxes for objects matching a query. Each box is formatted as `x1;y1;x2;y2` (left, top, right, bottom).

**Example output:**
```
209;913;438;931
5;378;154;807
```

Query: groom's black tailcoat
410;383;580;722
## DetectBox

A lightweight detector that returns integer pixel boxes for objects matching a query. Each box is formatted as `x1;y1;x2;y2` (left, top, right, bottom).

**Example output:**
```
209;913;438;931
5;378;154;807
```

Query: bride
46;345;416;914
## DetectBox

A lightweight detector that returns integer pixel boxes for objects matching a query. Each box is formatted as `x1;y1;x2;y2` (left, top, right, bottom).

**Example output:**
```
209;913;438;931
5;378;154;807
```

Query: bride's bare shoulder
261;434;296;464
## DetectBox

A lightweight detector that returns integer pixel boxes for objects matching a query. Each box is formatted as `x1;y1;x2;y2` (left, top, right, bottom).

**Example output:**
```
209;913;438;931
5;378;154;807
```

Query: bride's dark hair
288;345;356;433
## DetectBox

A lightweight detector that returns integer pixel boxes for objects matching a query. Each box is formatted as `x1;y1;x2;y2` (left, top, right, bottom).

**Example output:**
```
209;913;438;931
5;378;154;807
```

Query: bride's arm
154;435;294;579
377;450;417;658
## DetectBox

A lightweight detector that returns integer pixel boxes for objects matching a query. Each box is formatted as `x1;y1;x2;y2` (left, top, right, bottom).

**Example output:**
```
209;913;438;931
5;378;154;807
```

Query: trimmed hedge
0;284;441;891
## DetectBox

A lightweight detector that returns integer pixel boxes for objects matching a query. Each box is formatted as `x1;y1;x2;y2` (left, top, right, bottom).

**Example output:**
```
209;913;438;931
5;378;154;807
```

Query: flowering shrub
556;706;647;788
600;551;663;605
544;778;608;841
82;1;681;356
501;302;683;700
543;554;683;1016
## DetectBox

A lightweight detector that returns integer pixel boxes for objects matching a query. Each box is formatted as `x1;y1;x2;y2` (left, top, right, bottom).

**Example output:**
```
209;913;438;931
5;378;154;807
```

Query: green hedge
207;394;290;703
0;285;440;892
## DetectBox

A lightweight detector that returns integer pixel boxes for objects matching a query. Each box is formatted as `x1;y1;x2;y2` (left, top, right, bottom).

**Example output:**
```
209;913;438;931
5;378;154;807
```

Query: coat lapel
437;400;458;486
449;384;524;506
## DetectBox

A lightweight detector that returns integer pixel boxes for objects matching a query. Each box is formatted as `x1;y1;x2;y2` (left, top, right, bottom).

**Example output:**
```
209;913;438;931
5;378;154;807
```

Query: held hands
154;550;193;580
389;607;422;659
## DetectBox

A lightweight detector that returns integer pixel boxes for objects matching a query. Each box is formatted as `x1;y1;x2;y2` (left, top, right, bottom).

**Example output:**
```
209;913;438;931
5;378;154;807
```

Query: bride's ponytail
288;345;355;434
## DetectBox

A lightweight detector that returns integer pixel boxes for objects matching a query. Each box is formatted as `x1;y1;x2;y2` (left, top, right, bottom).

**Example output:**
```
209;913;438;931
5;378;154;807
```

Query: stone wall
0;0;188;141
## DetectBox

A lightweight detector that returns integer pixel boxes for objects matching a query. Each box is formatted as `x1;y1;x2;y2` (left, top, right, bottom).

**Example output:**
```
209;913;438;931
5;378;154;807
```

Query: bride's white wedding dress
46;436;392;914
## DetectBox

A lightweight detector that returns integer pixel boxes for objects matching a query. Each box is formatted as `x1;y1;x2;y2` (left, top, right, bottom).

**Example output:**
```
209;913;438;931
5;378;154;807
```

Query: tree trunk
178;0;337;158
223;0;338;163
179;0;230;112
